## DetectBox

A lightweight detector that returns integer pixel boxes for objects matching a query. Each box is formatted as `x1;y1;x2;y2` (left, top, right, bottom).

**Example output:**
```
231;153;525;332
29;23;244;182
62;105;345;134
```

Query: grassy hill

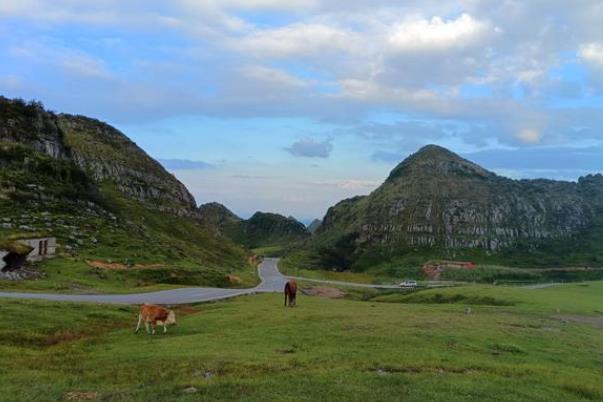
0;97;256;291
198;203;310;255
1;282;603;400
283;145;603;282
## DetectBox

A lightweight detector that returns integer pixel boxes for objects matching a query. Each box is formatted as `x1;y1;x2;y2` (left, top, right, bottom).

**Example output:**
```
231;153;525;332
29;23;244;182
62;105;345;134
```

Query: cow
135;304;176;335
284;280;298;307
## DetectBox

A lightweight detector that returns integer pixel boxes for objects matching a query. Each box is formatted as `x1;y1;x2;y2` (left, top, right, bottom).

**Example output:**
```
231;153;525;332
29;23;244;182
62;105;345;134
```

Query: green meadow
2;282;603;401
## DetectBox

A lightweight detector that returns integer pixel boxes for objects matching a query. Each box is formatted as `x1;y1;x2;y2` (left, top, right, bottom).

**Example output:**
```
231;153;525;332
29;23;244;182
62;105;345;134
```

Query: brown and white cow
284;280;298;307
135;304;176;335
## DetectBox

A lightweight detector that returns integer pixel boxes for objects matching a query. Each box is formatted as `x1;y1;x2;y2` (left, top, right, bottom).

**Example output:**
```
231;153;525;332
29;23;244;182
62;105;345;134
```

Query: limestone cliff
0;96;196;214
311;145;602;268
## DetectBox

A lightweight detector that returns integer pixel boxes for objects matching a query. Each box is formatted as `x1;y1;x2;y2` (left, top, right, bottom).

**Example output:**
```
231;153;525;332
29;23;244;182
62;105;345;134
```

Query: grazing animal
135;304;176;335
284;280;298;307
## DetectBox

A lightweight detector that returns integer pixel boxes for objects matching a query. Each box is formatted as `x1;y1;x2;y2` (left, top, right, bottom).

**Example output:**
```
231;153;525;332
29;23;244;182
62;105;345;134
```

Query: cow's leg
144;321;151;334
135;314;142;333
163;324;167;334
151;324;156;335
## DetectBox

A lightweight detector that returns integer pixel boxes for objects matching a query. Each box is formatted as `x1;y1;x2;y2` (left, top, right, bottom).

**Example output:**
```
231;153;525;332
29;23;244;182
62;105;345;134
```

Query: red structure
422;260;476;280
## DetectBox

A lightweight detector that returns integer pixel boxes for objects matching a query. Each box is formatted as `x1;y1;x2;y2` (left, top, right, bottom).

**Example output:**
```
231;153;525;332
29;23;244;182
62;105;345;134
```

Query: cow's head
166;310;177;325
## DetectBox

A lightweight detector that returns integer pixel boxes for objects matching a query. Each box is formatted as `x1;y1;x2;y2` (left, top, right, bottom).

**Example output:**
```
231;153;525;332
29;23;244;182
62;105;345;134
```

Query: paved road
0;258;288;305
287;275;401;289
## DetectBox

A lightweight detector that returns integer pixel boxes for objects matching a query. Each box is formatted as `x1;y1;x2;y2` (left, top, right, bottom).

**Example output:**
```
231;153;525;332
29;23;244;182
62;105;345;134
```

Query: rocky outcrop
0;98;67;158
0;96;196;214
313;145;602;267
58;115;196;213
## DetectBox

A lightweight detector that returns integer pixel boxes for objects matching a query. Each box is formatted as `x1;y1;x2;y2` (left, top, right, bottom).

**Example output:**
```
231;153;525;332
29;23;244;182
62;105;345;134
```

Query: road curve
0;258;288;305
0;258;409;305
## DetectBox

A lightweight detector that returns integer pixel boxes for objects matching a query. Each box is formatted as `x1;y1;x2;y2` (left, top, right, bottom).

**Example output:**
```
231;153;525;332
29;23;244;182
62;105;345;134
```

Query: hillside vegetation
198;203;310;254
284;145;603;280
0;97;255;291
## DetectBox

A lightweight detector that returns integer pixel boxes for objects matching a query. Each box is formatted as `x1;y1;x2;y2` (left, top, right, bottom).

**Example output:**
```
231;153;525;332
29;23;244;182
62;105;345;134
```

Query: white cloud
515;128;542;144
61;54;112;79
336;79;438;105
238;23;357;57
240;65;307;87
579;43;603;68
196;0;318;11
388;13;496;52
9;40;113;80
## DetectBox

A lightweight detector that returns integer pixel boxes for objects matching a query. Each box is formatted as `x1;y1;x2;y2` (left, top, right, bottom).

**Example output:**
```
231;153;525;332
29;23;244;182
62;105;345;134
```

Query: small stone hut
0;237;56;271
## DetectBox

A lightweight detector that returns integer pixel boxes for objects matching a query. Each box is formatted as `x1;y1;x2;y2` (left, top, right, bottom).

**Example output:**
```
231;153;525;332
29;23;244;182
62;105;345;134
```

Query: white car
399;280;418;288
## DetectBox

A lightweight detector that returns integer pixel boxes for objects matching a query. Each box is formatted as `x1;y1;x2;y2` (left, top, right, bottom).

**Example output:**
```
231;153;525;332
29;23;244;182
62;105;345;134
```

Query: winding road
0;258;395;305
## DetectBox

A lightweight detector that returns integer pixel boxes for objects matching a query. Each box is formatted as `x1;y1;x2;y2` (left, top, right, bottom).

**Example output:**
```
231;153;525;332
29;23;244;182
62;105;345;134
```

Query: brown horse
284;280;298;307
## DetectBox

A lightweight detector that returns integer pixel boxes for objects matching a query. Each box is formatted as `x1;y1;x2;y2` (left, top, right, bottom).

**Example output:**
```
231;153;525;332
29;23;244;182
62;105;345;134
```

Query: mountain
198;203;310;249
294;144;603;271
0;96;251;287
197;202;246;244
245;212;310;249
307;219;322;234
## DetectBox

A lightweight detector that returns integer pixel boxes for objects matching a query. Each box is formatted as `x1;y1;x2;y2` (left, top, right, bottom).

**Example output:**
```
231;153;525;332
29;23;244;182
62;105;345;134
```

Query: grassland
2;282;603;401
281;248;603;286
0;181;259;293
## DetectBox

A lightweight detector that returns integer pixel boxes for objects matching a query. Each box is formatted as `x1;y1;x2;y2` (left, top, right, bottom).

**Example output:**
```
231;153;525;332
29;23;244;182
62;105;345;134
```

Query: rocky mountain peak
386;144;494;182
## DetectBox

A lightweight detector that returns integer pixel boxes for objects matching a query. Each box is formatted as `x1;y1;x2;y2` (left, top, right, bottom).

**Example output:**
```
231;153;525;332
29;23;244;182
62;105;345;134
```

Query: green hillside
0;97;256;291
284;145;603;281
198;203;310;254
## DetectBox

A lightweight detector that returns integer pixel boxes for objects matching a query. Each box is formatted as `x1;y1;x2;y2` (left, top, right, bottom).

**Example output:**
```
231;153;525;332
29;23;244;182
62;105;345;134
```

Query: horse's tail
284;282;289;306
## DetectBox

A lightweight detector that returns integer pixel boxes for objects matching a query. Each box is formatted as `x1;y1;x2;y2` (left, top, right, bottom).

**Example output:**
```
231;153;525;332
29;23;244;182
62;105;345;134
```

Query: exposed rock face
0;98;67;158
58;115;196;213
0;96;196;214
314;145;601;267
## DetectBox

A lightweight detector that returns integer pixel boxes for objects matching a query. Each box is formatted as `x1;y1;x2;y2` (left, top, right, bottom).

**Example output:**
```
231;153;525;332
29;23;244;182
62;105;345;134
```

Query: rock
183;387;198;394
304;145;603;269
63;391;99;401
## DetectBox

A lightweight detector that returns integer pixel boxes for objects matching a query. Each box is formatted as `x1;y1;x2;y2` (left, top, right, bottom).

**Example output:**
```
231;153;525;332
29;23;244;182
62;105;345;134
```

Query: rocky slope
198;203;310;249
0;96;250;286
0;97;196;215
303;145;603;269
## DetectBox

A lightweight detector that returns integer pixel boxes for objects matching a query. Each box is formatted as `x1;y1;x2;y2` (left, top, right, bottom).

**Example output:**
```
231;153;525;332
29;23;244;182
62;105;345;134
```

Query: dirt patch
45;330;88;346
64;391;99;401
86;260;164;270
225;274;242;285
303;286;345;299
553;314;603;329
248;255;262;266
174;305;202;317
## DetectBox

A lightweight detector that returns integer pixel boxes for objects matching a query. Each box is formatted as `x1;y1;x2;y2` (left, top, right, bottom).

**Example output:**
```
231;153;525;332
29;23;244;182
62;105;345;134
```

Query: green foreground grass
2;282;603;401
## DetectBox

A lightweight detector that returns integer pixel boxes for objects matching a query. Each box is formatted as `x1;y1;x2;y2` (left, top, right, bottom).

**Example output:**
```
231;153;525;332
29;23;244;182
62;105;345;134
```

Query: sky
1;0;603;221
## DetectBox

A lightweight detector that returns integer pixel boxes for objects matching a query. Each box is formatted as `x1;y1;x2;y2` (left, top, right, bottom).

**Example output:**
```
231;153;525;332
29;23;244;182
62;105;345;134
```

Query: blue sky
1;1;603;220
